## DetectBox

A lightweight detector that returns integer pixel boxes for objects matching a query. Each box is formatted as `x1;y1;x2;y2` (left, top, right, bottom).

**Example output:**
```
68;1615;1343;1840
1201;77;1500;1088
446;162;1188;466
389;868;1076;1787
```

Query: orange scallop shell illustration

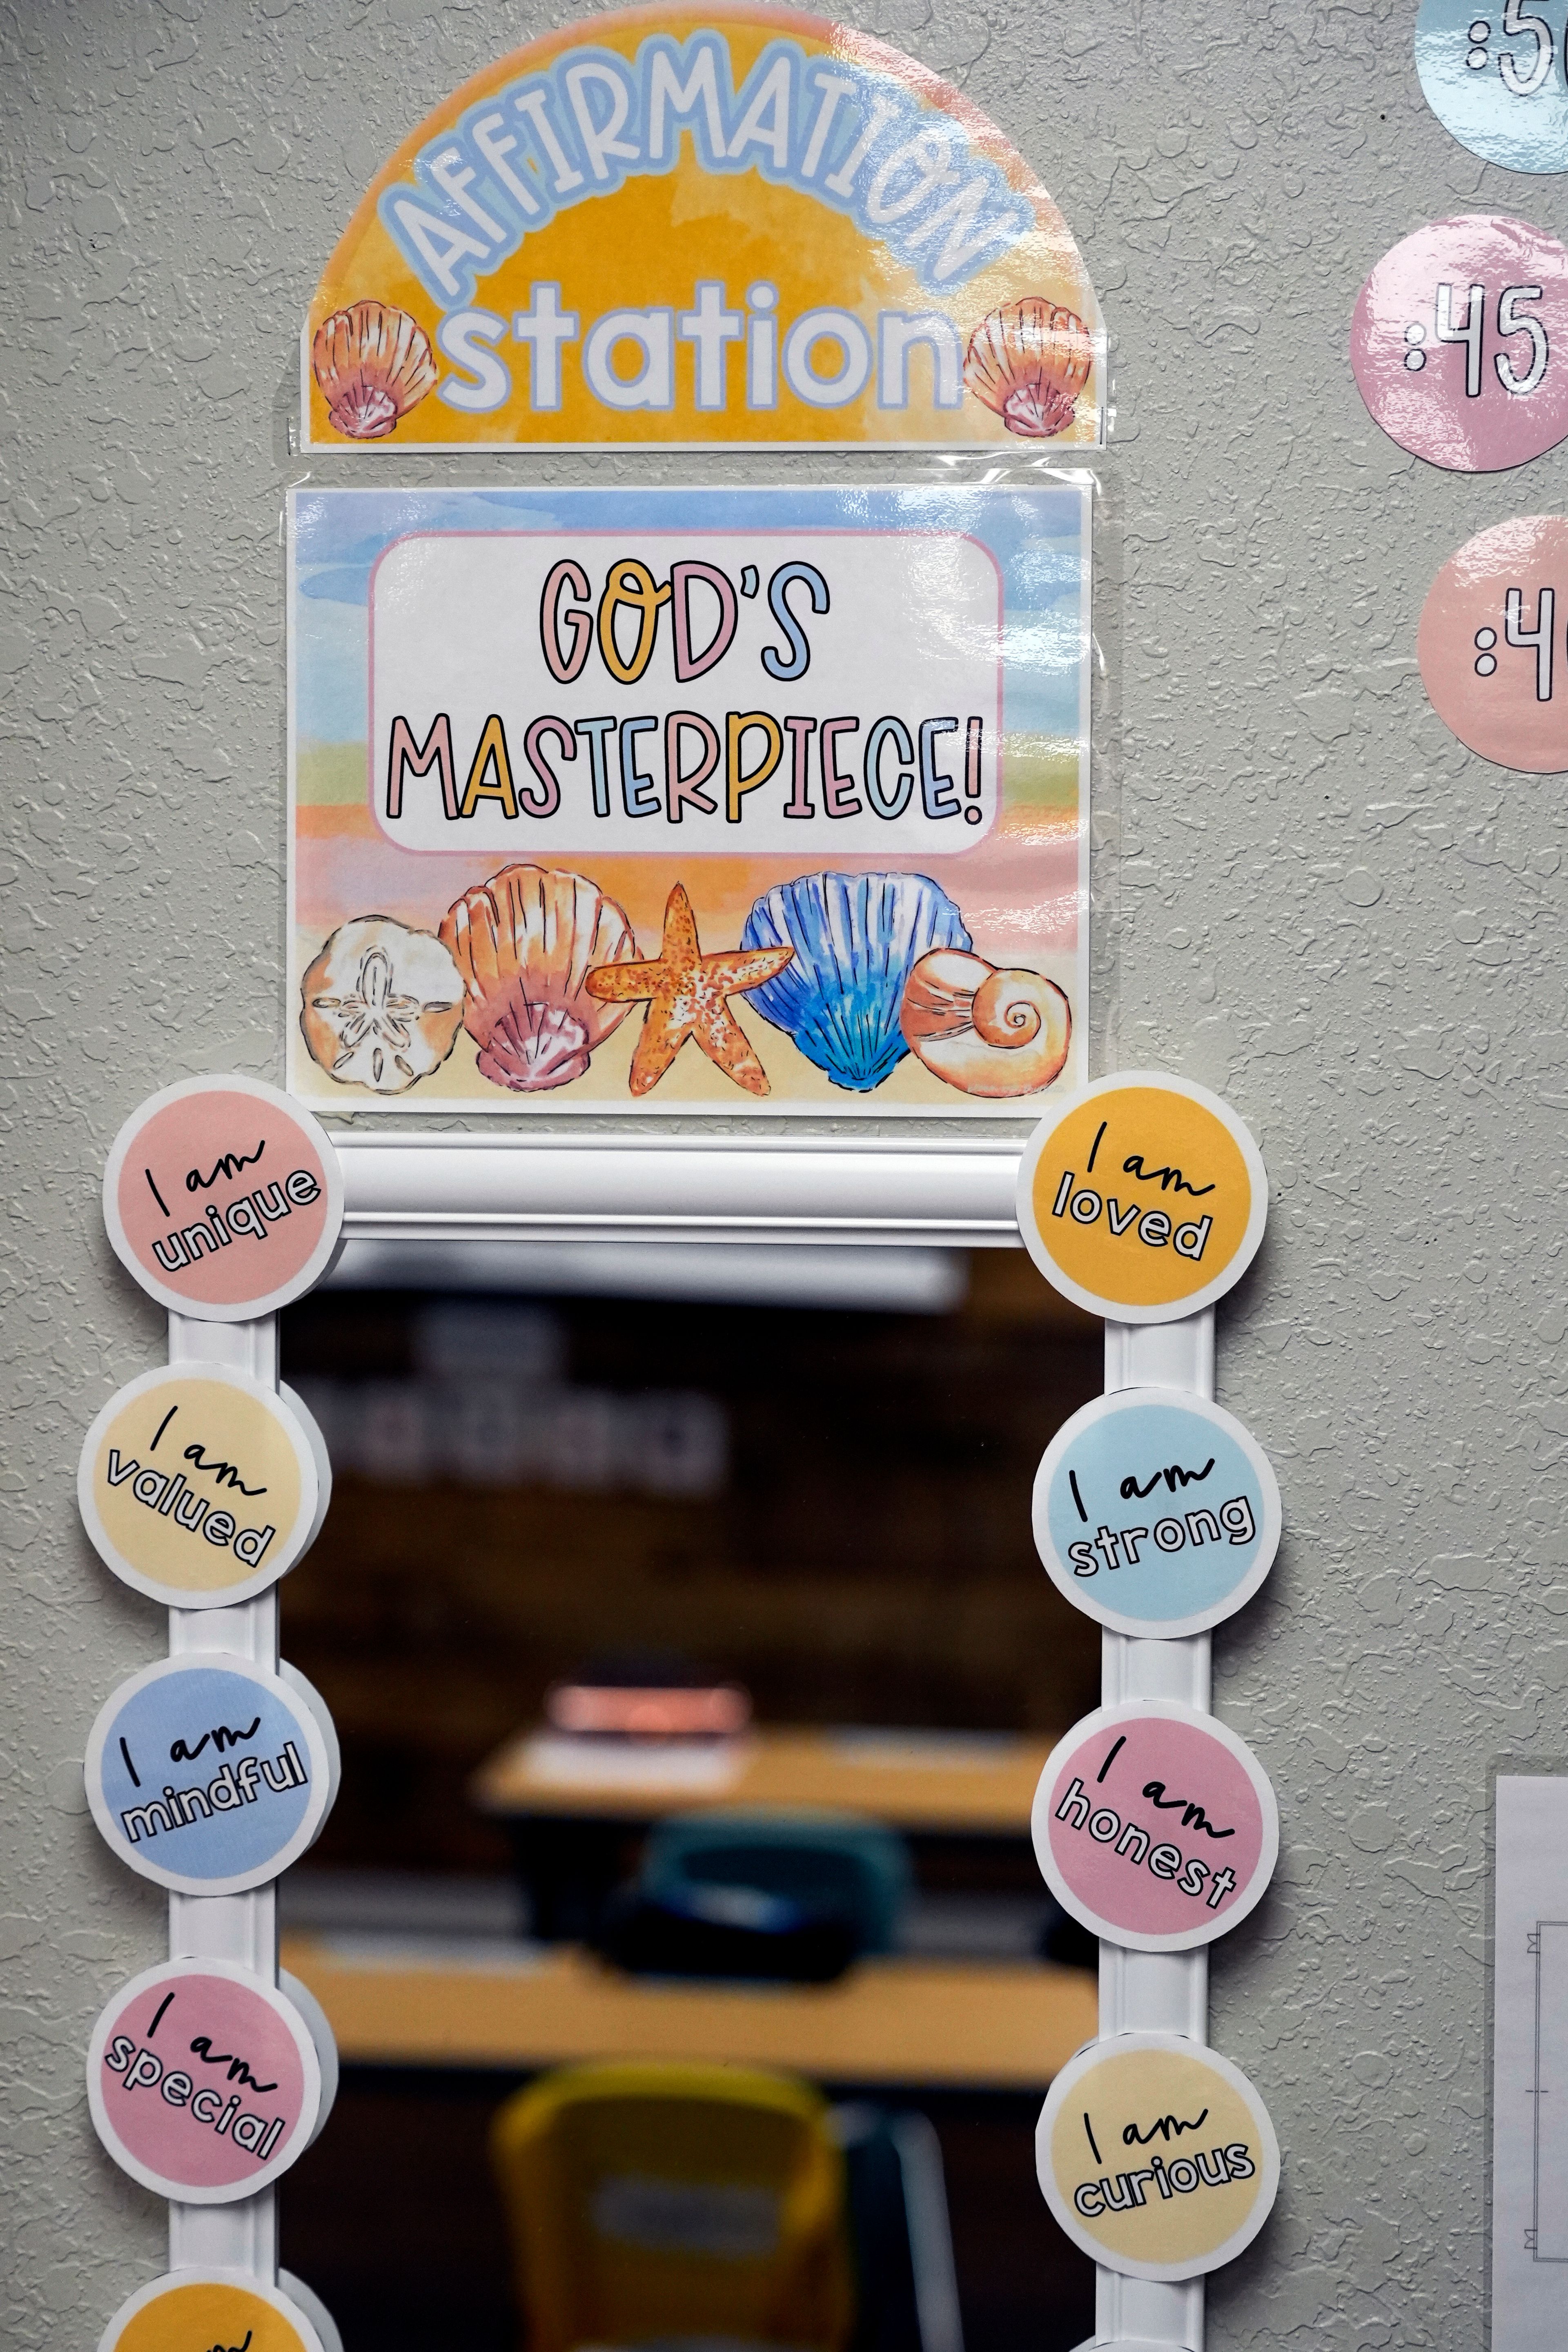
964;300;1094;440
311;300;438;441
440;864;639;1092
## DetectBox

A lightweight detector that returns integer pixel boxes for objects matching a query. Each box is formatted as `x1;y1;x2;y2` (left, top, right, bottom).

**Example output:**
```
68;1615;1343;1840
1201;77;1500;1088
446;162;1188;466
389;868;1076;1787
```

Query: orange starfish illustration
585;883;794;1097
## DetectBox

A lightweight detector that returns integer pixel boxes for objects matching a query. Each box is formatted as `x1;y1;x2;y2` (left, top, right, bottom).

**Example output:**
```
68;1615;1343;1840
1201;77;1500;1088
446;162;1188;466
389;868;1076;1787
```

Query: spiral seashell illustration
311;300;438;440
300;915;464;1094
440;864;638;1091
963;300;1094;440
900;949;1071;1097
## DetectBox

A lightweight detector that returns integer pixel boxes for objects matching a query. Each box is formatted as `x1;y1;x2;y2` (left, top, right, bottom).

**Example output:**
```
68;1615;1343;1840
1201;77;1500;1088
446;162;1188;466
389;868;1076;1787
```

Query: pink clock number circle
1351;215;1568;473
1032;1700;1278;1952
103;1075;343;1320
1420;516;1568;773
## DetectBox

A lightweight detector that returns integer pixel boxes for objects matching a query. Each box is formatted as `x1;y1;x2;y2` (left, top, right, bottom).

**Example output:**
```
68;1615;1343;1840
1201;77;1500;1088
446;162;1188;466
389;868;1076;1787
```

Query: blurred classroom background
276;1241;1105;2352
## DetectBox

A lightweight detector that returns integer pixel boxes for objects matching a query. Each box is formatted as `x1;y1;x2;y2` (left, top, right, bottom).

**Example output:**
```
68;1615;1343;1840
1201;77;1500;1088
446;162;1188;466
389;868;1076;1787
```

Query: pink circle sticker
103;1076;343;1319
87;1959;321;2201
1351;215;1568;472
1419;515;1568;771
1032;1701;1278;1951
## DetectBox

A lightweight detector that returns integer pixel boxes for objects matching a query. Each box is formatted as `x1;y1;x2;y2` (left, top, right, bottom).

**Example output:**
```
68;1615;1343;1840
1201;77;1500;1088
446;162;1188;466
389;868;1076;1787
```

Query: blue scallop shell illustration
740;872;972;1092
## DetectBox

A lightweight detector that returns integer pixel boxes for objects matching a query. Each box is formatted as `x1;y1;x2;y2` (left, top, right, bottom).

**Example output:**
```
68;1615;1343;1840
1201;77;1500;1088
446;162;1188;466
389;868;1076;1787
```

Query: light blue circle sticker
1033;1388;1281;1637
85;1655;332;1894
1417;0;1568;172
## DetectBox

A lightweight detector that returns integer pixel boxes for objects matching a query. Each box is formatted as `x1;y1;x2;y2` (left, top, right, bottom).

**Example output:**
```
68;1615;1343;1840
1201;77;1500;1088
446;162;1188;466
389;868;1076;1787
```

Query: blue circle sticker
1417;0;1568;172
85;1655;332;1894
1033;1389;1281;1637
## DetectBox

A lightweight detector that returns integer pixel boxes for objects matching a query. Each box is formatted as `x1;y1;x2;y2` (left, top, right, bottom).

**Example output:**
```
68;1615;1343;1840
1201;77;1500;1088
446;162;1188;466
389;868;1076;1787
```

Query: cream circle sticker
1032;1700;1278;1951
1417;0;1568;173
87;1959;321;2201
77;1364;322;1608
1419;514;1568;770
103;1075;343;1319
1016;1074;1267;1322
1351;217;1568;473
98;2272;326;2352
85;1655;332;1894
1033;1389;1281;1638
1037;2033;1280;2279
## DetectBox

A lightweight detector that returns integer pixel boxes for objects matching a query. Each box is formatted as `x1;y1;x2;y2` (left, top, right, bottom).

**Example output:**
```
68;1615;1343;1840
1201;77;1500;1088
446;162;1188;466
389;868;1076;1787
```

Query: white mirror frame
165;1132;1213;2352
332;1130;1026;1249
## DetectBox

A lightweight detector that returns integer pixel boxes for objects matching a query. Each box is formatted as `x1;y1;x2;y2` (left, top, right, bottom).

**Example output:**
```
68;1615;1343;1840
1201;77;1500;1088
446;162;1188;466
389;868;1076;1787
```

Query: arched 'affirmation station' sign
301;2;1104;451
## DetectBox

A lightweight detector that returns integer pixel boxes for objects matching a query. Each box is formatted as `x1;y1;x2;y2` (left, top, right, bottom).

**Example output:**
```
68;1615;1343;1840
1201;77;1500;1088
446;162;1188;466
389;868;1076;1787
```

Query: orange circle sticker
99;2273;325;2352
1016;1074;1267;1321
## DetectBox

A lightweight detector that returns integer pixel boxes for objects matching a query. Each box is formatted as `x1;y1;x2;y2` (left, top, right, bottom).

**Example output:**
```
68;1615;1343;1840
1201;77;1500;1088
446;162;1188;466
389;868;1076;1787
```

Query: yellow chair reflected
490;2060;856;2352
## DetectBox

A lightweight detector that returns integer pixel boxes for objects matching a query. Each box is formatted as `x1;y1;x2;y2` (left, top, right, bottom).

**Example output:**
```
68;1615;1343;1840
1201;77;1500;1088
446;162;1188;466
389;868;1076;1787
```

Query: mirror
274;1243;1103;2352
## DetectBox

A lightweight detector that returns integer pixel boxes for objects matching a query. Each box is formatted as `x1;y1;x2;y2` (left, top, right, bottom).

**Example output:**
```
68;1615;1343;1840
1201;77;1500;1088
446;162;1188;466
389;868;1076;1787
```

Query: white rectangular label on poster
368;529;1005;856
1491;1773;1568;2346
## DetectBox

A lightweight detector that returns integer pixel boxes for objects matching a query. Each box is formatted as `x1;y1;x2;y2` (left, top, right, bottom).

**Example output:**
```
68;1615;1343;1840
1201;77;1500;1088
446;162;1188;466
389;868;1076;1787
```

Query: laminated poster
287;483;1091;1116
301;3;1105;453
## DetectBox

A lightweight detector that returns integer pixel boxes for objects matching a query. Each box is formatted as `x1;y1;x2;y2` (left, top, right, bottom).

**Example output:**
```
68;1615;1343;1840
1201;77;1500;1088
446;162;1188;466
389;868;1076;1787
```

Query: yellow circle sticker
1037;2034;1279;2279
78;1365;321;1608
1016;1073;1267;1321
99;2272;325;2352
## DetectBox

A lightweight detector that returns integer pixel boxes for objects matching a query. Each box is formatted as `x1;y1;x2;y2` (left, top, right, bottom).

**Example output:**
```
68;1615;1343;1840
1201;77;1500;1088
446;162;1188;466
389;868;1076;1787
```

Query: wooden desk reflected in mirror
472;1724;1055;1833
280;1938;1096;2092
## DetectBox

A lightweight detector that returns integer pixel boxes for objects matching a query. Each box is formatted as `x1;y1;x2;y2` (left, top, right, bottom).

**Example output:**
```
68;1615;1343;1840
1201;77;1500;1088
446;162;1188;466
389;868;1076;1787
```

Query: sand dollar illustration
87;1959;321;2203
85;1655;333;1895
98;2272;327;2352
1032;1700;1278;1952
77;1363;322;1608
102;1074;343;1320
1033;1388;1281;1637
1037;2033;1279;2278
1016;1074;1267;1321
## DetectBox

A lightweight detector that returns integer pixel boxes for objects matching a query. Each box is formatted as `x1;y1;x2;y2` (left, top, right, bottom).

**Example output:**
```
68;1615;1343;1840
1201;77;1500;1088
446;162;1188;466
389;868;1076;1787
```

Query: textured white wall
3;1;1562;2343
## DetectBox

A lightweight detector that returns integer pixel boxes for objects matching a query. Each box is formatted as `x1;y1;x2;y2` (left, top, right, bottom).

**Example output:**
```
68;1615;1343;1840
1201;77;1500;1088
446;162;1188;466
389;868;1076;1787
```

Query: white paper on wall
1491;1773;1568;2347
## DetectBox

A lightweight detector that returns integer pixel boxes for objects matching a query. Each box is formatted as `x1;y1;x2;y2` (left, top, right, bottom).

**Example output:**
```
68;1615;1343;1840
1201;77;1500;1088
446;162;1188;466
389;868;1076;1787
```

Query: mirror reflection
277;1243;1102;2352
